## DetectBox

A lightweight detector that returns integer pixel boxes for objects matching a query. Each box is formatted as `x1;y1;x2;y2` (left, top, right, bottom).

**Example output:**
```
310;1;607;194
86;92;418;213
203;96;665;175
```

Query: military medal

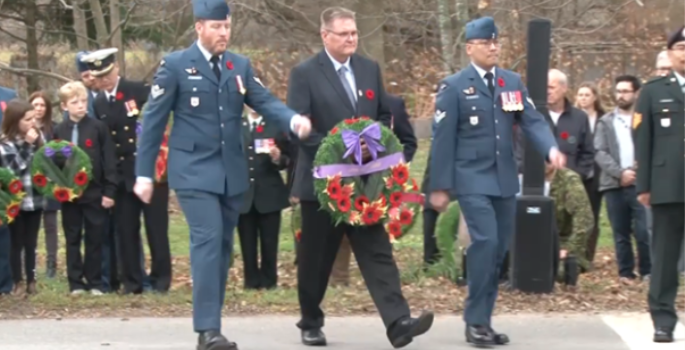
500;92;512;112
236;75;246;95
125;100;139;117
513;91;524;111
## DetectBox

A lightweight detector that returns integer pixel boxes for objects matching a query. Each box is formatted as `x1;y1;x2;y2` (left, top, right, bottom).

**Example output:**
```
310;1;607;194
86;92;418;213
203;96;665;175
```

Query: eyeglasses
327;30;358;39
670;44;685;51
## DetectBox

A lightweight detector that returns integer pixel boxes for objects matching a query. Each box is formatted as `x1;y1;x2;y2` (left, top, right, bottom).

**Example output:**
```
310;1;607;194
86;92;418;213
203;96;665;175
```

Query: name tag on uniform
188;76;202;80
465;95;479;100
254;138;274;154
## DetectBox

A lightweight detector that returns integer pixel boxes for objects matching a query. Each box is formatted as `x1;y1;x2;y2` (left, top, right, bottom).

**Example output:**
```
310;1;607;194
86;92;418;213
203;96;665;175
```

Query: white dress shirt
325;49;357;101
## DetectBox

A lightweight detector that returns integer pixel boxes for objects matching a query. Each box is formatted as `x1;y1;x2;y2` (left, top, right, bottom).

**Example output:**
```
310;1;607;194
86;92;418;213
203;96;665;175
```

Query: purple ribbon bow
341;123;385;165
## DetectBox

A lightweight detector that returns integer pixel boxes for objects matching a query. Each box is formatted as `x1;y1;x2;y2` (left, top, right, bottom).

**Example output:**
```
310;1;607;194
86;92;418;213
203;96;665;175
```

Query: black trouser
582;177;602;265
115;184;171;294
237;206;281;289
297;200;410;330
422;208;440;264
9;210;43;284
62;200;106;291
648;203;685;332
43;210;59;264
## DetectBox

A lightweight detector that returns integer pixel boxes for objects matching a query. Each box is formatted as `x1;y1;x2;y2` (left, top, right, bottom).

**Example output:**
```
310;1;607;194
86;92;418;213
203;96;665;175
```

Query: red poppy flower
326;181;342;200
85;139;93;148
361;202;383;225
392;164;409;185
389;192;403;208
53;188;70;202
385;176;394;189
74;171;89;186
226;61;234;70
399;209;413;225
365;89;375;99
560;131;569;140
344;119;356;125
330;127;339;135
6;203;19;218
411;178;419;191
7;179;22;194
255;125;263;133
115;92;124;100
497;77;505;87
337;196;351;212
388;221;402;238
295;229;302;242
354;195;369;211
360;116;370;120
32;174;47;187
378;195;387;207
340;184;353;198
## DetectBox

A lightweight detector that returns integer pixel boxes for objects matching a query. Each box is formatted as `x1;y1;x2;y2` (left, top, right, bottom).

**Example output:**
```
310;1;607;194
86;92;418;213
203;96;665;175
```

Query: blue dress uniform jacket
0;86;18;123
429;65;556;196
135;41;297;334
428;63;556;328
136;42;295;196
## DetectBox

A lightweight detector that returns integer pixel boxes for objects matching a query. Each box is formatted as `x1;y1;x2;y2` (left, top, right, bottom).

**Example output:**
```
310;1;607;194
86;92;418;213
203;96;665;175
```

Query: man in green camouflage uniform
545;163;594;282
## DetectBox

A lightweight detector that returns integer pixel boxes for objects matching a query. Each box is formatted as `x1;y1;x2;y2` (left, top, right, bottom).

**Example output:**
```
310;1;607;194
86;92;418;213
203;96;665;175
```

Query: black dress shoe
301;329;326;346
487;327;510;345
388;311;434;348
197;330;238;350
653;328;674;343
465;325;495;347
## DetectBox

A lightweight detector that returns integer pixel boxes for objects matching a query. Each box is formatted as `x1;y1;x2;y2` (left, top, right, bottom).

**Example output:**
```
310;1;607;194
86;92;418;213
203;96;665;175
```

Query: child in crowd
54;81;117;295
0;99;46;295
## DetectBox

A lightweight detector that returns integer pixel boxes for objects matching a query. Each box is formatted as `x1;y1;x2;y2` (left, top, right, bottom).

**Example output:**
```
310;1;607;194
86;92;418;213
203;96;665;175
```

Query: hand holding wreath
31;140;93;202
0;168;25;225
312;117;424;241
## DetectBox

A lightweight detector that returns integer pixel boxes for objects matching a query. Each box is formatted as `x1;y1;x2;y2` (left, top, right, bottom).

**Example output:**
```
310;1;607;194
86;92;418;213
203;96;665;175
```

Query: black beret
667;26;685;49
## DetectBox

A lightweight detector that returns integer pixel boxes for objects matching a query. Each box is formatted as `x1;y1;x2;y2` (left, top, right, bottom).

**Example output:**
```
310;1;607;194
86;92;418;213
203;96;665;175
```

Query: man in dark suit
387;93;418;162
286;7;433;348
85;48;172;295
237;108;292;290
0;85;17;294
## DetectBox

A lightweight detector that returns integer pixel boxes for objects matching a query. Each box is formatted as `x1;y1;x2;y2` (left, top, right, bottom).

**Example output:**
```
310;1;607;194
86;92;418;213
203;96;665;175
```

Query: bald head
547;69;568;106
655;50;671;76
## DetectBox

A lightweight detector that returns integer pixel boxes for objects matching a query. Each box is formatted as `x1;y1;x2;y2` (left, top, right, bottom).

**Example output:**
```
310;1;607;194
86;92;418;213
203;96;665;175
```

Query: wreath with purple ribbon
31;140;92;202
312;117;424;240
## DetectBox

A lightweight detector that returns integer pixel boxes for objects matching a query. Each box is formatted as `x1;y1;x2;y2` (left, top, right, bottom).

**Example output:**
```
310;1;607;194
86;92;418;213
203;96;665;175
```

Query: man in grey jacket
594;75;651;283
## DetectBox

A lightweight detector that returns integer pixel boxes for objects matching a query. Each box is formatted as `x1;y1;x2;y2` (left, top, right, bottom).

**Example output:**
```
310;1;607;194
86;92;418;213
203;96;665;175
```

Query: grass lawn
0;139;665;320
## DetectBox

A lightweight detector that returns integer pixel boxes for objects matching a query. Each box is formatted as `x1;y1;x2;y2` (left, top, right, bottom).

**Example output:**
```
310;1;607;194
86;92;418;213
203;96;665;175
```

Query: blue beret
193;0;230;20
465;16;498;41
667;26;685;49
75;51;91;73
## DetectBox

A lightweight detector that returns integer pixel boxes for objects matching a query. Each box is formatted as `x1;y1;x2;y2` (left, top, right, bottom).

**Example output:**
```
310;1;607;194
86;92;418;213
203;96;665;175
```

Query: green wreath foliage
426;202;463;280
312;117;423;240
31;140;93;202
0;168;25;225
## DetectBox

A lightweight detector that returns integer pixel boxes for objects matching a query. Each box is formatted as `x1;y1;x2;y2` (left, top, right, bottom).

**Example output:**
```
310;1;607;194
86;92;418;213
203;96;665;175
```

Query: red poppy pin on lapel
256;125;264;133
85;139;93;148
365;89;374;100
560;131;569;140
115;92;124;100
226;61;233;70
498;77;505;87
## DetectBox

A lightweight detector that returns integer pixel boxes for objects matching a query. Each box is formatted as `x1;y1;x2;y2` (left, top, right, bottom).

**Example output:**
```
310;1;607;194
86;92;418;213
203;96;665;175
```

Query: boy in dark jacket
55;81;117;295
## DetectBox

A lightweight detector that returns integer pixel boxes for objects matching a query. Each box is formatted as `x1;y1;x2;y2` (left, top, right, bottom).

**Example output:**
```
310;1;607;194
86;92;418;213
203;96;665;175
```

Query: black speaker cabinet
510;195;555;293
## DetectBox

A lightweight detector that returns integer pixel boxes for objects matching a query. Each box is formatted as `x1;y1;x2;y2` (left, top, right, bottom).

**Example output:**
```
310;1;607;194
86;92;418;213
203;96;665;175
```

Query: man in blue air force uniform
133;1;311;349
428;17;565;346
0;84;17;294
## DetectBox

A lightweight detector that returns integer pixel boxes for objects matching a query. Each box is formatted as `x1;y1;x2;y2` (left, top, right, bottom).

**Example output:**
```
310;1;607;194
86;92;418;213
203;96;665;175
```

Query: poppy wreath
427;201;463;280
312;117;424;241
31;140;93;202
0;168;25;225
135;105;171;182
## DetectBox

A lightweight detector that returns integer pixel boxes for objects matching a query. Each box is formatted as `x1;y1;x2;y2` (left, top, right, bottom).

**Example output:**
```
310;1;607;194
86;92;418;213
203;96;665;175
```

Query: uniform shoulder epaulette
643;75;667;85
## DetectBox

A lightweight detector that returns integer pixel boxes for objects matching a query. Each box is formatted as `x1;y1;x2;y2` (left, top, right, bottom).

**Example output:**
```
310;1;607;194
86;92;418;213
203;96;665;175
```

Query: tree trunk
109;0;125;75
455;0;470;70
355;0;385;71
437;0;453;74
72;0;89;50
25;0;40;93
88;0;109;45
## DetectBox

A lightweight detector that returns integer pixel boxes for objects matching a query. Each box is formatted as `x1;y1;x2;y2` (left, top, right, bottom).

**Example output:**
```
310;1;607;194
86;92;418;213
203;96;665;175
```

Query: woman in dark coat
29;91;60;278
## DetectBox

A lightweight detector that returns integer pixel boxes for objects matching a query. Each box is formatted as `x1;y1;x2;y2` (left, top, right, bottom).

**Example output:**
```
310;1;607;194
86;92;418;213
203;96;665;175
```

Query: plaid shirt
0;135;45;211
